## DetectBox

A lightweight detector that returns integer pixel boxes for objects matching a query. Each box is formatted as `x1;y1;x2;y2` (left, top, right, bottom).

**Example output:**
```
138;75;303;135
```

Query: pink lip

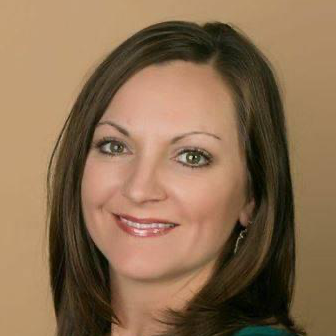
113;214;178;238
115;212;178;225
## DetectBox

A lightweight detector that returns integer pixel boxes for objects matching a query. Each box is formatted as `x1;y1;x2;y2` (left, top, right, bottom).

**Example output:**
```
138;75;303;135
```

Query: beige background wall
1;1;335;335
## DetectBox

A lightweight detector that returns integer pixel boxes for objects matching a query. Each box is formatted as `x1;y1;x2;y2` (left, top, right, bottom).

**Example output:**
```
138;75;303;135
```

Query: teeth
119;216;175;229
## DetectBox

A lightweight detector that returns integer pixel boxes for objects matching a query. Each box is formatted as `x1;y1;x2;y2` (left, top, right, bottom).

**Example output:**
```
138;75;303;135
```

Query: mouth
113;213;179;238
115;212;179;225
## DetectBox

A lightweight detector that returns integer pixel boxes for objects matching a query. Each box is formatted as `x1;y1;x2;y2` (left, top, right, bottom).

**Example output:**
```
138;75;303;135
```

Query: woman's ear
238;198;255;227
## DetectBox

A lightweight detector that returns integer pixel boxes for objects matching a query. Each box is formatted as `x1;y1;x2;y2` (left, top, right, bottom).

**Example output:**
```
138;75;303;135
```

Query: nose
120;155;167;204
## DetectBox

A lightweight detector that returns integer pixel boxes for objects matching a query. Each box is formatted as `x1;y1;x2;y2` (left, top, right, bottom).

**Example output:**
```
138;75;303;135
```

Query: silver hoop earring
234;221;252;255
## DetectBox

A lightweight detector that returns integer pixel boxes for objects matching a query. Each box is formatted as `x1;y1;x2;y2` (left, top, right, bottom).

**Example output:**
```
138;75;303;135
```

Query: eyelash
92;136;213;169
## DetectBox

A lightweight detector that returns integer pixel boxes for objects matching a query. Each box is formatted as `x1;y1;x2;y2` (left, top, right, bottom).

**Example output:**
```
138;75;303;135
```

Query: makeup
113;214;178;238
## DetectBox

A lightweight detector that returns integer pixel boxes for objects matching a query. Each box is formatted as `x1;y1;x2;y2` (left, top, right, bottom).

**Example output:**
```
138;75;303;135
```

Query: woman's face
81;60;254;282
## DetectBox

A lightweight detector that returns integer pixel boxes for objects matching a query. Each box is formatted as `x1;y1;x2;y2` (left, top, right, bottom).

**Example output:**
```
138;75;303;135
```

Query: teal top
233;326;296;336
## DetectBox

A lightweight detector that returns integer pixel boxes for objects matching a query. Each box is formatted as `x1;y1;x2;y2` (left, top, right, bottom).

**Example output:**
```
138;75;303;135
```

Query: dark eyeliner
92;137;213;169
176;147;212;169
93;136;126;156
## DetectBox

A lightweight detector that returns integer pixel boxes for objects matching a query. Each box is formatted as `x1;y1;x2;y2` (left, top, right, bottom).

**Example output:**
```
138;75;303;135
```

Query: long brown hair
46;20;307;336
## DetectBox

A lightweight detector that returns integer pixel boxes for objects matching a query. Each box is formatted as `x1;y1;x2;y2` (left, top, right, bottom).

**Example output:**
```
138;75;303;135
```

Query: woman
46;20;307;336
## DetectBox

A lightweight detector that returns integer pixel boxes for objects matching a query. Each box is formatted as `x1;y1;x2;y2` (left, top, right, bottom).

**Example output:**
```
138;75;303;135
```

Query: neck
108;261;215;336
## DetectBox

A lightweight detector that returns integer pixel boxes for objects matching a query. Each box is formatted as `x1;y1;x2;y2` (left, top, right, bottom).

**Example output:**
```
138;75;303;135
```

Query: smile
114;214;178;238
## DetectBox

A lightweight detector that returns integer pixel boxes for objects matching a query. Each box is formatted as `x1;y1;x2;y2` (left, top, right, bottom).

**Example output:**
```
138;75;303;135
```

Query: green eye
176;149;212;169
95;138;128;156
94;137;213;169
105;141;125;154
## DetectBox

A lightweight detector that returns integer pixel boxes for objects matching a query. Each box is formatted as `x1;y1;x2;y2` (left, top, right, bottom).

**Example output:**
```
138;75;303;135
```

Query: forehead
101;61;238;143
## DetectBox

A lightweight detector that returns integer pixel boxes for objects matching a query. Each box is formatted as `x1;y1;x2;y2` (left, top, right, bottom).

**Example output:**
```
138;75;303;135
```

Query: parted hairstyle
46;20;307;336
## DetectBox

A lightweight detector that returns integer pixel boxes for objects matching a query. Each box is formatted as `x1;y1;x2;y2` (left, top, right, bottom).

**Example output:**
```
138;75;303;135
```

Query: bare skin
81;60;255;336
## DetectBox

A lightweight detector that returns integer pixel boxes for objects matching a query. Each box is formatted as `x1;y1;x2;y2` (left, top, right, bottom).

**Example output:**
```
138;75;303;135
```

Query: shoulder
233;325;297;336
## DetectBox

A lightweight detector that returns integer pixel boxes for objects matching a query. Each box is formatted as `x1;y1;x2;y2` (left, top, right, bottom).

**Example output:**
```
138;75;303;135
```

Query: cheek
177;167;245;226
180;171;245;252
81;157;120;208
80;158;120;246
80;155;246;268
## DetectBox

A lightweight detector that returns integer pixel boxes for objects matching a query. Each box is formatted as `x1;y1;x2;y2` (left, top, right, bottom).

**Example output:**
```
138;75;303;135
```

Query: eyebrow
96;120;222;144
